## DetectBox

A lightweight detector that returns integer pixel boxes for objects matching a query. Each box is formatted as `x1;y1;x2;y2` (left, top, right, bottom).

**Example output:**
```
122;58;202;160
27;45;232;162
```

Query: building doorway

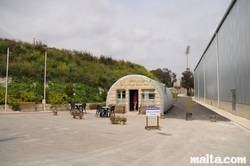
129;90;138;111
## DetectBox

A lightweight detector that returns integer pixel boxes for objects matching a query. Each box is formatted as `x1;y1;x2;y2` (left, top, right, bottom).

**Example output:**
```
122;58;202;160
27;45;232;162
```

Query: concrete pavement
192;98;250;131
1;96;250;132
0;101;250;166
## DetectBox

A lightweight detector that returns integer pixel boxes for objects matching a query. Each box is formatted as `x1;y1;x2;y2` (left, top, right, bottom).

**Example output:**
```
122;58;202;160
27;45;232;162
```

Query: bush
0;87;5;104
183;99;196;114
12;103;20;111
47;91;69;104
7;98;20;111
109;114;118;124
109;115;127;124
172;92;178;100
187;91;194;96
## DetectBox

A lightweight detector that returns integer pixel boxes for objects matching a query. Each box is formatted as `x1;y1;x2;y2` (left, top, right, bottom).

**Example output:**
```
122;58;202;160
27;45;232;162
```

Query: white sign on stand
146;107;160;116
145;107;160;130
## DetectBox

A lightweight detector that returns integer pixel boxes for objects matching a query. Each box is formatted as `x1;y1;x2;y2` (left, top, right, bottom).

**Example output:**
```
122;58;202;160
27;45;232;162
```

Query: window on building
117;90;126;104
141;90;155;105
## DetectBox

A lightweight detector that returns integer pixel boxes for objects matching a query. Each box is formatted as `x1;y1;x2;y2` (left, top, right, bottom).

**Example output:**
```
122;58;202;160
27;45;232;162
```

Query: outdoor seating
75;104;83;111
81;103;86;113
95;104;104;117
109;105;115;116
100;106;109;117
70;101;76;112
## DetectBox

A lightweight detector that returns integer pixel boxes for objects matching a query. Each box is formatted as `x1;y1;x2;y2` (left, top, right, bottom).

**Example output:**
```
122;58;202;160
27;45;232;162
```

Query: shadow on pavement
165;96;230;122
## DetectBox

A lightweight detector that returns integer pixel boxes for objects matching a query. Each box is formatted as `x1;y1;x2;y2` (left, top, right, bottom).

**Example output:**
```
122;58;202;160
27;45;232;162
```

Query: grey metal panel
204;40;217;99
194;69;199;97
194;0;237;72
195;0;250;104
217;0;250;103
200;58;205;98
194;58;204;98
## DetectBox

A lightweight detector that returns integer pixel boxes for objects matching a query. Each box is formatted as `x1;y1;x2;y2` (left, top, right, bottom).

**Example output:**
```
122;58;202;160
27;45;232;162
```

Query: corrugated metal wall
204;40;217;100
194;0;250;104
194;58;205;99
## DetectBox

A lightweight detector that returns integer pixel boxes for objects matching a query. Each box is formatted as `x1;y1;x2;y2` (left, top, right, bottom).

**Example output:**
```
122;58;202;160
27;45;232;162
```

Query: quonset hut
106;74;173;114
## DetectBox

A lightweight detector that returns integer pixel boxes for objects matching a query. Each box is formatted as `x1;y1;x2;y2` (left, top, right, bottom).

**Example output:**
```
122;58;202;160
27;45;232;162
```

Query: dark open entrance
129;90;138;111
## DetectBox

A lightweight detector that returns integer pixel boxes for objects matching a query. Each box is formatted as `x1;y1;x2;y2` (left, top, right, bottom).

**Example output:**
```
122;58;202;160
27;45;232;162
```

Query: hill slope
0;38;159;108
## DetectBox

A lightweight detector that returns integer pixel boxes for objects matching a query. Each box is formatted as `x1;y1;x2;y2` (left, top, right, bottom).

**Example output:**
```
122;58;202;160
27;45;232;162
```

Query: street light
5;48;9;112
185;45;190;71
43;52;47;111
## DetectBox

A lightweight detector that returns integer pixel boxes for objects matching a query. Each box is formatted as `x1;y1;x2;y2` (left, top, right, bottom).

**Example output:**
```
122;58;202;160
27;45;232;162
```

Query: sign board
146;107;160;116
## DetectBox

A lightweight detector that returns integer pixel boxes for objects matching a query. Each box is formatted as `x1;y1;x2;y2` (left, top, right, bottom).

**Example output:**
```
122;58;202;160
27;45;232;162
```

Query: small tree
181;70;194;96
183;99;196;114
150;68;177;87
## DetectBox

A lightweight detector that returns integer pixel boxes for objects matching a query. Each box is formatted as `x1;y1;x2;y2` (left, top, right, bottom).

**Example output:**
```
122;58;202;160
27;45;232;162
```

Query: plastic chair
110;105;115;116
81;103;86;113
95;104;103;117
70;101;77;113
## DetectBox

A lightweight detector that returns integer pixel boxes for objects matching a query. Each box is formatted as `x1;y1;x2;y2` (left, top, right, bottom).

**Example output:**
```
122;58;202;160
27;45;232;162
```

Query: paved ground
166;96;230;121
0;96;250;166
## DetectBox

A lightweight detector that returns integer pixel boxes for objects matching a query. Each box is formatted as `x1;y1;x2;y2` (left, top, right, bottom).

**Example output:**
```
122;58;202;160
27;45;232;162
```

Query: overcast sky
0;0;231;79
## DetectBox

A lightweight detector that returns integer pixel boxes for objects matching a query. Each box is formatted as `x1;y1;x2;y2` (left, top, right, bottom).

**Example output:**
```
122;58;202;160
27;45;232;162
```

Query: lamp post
185;45;190;71
5;48;9;112
43;52;47;111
